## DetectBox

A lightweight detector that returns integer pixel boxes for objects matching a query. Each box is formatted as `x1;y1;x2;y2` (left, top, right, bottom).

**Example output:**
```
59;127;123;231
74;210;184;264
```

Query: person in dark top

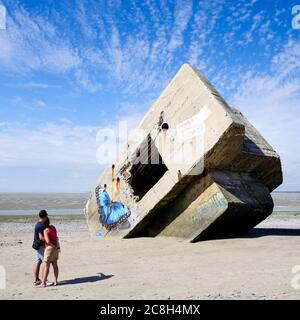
33;209;48;286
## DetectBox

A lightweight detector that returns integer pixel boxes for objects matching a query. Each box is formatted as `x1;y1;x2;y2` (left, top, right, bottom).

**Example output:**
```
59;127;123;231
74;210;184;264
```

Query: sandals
34;279;42;286
38;280;54;288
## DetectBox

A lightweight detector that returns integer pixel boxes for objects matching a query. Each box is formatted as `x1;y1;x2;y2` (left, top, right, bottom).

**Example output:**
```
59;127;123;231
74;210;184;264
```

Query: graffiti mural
95;185;131;231
191;192;227;225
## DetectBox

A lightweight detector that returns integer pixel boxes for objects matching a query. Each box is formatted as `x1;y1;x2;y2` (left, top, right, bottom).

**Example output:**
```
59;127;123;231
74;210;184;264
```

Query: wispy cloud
0;121;99;168
7;82;61;89
168;0;193;51
0;1;199;97
0;0;289;100
0;2;80;74
230;40;300;191
0;121;102;192
0;110;143;167
34;99;47;108
0;0;298;191
74;69;102;93
0;111;143;191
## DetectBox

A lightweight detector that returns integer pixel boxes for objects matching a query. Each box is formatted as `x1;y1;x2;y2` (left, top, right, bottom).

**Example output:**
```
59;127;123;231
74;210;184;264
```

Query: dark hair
44;217;50;228
39;209;48;218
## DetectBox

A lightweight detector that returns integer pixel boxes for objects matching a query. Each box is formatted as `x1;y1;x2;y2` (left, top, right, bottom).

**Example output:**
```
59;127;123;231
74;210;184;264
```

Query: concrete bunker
84;64;282;242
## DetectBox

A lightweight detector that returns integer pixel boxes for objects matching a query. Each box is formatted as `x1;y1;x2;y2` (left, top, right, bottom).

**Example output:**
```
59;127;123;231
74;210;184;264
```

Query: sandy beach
1;213;300;300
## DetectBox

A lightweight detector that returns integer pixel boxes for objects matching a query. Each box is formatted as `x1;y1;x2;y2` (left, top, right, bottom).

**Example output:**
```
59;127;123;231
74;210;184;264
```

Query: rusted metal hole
161;123;169;130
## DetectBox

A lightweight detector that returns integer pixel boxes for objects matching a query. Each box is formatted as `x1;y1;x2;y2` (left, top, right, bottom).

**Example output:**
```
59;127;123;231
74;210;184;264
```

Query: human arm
56;237;61;250
38;232;45;241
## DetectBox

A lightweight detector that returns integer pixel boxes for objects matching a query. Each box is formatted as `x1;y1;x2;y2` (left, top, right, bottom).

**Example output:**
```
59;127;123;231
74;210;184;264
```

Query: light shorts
44;246;59;263
35;246;45;264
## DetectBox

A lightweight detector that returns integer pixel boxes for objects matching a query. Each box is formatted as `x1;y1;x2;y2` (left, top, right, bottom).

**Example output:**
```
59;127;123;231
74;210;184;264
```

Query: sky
0;0;299;192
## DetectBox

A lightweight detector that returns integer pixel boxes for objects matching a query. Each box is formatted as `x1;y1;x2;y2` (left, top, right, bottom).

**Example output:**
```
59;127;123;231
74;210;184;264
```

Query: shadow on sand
59;273;114;286
208;228;300;241
244;228;300;238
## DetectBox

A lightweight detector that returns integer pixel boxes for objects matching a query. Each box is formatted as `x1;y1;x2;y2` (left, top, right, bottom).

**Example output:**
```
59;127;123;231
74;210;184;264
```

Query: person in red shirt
41;217;60;287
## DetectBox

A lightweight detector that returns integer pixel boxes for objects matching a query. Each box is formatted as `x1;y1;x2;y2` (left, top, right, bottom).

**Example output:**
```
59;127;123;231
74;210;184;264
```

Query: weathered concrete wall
137;170;273;242
84;63;282;241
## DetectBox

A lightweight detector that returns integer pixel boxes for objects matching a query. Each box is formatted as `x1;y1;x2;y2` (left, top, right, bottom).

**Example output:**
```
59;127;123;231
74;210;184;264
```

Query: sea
0;192;299;217
0;193;90;216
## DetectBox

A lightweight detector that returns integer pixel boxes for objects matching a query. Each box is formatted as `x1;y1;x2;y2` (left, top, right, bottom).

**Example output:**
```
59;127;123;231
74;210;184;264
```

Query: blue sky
0;0;299;192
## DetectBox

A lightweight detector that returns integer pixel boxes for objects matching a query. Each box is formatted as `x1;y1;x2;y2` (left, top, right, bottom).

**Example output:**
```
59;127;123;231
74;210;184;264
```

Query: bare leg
34;261;42;282
41;262;50;287
52;261;59;285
